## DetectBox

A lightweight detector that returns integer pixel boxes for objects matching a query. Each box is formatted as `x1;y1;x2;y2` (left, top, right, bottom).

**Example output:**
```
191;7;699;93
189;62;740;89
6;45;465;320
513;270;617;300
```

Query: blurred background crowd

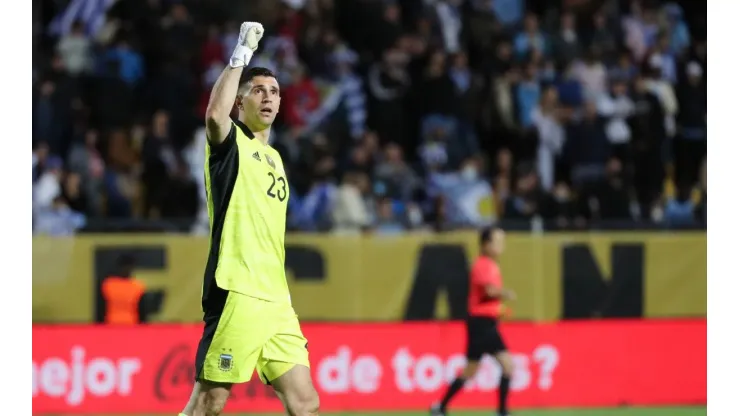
32;0;707;235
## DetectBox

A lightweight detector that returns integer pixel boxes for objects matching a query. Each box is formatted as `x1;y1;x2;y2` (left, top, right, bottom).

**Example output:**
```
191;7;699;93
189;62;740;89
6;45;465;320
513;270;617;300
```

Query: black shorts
465;316;507;360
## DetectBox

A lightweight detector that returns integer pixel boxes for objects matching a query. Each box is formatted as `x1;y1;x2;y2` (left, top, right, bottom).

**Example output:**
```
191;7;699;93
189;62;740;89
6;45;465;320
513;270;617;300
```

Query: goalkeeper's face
239;75;281;128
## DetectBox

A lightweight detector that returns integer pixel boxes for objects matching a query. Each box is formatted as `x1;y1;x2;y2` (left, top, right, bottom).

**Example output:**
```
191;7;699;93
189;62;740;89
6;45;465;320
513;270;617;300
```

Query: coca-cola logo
154;344;279;402
154;344;193;401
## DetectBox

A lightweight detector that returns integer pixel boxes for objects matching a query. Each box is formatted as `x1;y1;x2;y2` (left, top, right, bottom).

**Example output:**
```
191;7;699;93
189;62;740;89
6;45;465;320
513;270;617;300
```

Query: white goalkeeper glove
229;22;264;68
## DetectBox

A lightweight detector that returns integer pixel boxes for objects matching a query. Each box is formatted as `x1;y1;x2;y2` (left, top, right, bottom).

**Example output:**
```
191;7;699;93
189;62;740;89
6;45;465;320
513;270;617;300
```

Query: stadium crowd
32;0;706;235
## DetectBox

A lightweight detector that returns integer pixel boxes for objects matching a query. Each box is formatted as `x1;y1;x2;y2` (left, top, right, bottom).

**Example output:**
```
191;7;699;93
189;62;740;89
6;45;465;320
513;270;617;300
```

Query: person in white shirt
33;156;64;214
332;171;372;234
596;78;635;162
532;87;566;192
56;21;92;75
646;54;679;138
574;48;608;101
34;196;86;236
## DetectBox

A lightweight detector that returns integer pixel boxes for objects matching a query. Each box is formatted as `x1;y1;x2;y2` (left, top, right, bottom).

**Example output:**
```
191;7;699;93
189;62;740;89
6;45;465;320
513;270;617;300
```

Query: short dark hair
242;67;277;87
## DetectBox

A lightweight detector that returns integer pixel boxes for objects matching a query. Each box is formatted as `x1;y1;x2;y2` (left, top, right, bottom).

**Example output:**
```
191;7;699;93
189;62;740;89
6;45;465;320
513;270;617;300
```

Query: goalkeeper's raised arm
204;22;264;145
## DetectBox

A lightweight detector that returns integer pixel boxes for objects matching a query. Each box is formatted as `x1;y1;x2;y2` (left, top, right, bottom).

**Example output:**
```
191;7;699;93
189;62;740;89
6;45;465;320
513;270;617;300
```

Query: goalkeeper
178;21;320;416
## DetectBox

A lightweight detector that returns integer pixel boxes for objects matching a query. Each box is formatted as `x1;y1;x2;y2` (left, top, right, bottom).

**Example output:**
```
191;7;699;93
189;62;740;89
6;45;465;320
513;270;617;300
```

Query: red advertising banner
32;320;706;414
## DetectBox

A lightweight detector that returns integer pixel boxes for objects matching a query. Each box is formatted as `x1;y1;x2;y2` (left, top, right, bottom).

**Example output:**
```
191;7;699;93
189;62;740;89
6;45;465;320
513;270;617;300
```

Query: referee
431;227;516;416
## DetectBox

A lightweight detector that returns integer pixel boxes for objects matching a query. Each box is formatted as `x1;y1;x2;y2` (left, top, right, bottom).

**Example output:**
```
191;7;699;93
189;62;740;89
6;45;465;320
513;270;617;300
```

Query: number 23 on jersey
266;172;287;202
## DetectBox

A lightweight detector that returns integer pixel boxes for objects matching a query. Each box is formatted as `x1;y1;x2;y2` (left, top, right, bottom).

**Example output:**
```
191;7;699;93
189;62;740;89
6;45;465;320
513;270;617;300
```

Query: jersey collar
233;119;255;139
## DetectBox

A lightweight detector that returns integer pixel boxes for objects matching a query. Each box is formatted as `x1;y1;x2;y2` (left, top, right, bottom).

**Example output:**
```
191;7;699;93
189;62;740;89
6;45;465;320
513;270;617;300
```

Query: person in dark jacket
674;61;707;187
563;100;610;188
630;74;666;219
594;158;632;221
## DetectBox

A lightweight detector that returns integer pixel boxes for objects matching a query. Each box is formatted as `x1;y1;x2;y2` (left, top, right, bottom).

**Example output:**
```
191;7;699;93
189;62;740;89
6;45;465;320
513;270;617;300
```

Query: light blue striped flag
48;0;116;37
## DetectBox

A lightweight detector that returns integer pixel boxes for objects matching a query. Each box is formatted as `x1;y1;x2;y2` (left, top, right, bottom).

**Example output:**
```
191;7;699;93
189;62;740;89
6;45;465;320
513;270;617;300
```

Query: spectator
367;47;410;146
332;171;372;234
493;175;511;220
564;100;610;188
556;62;584;108
593;158;632;221
374;197;406;235
429;195;452;232
371;2;403;57
654;34;678;84
34;196;86;236
33;80;65;154
675;61;707;187
375;143;421;201
664;184;696;227
141;111;177;217
310;47;366;139
158;160;199;221
542;181;578;229
282;64;321;130
32;142;50;183
490;0;525;29
450;52;476;106
513;13;548;59
483;39;515;76
276;2;305;41
419;114;455;172
431;156;495;227
161;3;196;63
663;3;691;56
480;66;518;156
609;51;638;82
183;127;209;234
504;166;542;221
360;131;382;164
291;156;337;231
622;1;658;61
591;13;619;60
645;53;679;138
552;12;582;66
493;148;514;183
101;37;145;86
103;129;139;218
532;86;566;192
67;129;105;216
221;21;240;63
61;172;89;215
251;37;301;85
448;57;482;166
515;62;541;129
631;74;667;218
201;25;225;69
33;156;64;214
597;78;634;163
574;47;608;101
418;50;459;117
299;27;338;77
345;144;374;178
56;20;92;76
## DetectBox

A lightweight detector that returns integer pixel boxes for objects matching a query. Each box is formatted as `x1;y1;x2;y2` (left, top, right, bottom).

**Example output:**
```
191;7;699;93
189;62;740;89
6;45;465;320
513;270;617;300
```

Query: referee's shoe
430;403;446;416
431;403;512;416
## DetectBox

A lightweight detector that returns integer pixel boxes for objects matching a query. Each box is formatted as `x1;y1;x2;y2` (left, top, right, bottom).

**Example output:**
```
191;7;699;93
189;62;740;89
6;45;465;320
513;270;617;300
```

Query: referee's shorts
465;315;508;360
